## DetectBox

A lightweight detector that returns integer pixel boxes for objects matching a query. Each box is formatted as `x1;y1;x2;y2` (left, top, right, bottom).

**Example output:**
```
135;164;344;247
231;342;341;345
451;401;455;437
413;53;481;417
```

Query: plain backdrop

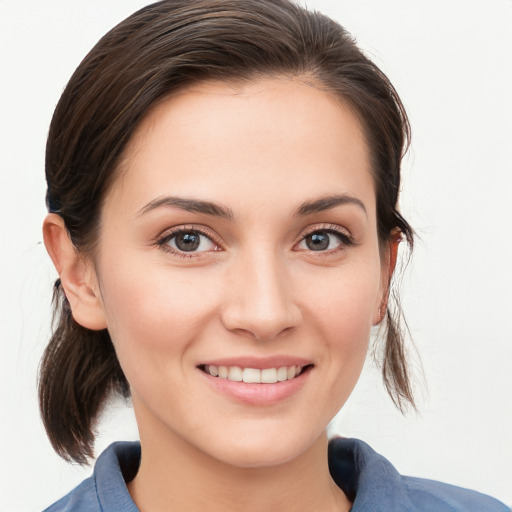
1;0;511;510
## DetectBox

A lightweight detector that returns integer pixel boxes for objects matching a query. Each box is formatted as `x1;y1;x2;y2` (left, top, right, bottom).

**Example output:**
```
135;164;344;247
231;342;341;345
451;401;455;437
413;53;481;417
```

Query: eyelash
297;224;354;254
155;223;354;258
156;225;221;259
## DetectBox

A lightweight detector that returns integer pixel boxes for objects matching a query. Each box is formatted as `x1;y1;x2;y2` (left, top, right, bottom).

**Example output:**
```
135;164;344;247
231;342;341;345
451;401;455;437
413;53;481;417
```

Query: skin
44;78;396;512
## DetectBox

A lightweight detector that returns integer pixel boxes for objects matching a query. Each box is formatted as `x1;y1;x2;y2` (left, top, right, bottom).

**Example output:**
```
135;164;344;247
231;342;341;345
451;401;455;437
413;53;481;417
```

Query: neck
128;426;350;512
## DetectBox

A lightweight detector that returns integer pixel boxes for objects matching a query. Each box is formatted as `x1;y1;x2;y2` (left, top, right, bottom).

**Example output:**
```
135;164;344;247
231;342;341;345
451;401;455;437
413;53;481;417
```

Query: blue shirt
43;438;509;511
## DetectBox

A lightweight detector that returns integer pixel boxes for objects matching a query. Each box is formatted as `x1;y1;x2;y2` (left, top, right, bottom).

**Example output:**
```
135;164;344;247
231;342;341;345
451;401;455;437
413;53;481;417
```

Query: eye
296;227;352;252
158;228;220;255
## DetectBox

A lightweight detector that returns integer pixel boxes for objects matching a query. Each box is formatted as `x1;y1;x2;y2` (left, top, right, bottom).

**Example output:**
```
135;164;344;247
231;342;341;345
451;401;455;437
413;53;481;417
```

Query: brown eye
175;232;201;251
163;230;218;253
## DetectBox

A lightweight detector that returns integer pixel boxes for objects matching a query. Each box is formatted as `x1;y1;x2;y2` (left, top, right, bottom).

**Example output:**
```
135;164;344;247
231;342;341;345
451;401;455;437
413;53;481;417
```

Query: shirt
43;438;510;511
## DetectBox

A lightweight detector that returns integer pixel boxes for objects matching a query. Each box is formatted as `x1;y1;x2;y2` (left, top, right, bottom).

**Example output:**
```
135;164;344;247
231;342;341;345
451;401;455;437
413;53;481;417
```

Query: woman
36;0;508;510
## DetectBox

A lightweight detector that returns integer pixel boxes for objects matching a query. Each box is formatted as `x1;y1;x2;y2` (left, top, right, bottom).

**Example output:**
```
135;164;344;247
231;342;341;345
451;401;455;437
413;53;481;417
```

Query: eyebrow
137;193;366;220
137;196;234;220
294;194;367;217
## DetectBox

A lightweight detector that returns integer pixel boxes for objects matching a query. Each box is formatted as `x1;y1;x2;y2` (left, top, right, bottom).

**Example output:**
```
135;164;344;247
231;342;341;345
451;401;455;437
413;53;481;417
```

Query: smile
199;364;309;383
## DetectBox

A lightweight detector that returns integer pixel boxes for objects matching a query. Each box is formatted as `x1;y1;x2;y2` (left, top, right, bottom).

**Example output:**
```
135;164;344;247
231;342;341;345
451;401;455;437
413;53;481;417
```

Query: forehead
108;78;375;218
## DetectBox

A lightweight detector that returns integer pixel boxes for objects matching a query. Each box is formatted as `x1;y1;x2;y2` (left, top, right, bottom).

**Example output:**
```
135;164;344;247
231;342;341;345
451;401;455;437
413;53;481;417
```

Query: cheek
305;262;381;339
285;263;381;428
97;258;220;378
301;262;382;387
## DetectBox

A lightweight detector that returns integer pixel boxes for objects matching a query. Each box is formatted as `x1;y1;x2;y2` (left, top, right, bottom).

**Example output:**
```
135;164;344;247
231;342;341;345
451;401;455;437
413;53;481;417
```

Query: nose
220;250;302;340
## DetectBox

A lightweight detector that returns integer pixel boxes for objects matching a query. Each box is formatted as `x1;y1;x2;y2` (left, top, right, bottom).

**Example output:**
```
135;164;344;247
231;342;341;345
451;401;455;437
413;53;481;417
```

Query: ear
373;230;401;325
43;213;108;330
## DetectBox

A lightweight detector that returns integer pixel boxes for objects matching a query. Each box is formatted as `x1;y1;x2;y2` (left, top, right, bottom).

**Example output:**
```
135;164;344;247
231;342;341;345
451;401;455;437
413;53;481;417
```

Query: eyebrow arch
294;194;367;217
137;196;234;220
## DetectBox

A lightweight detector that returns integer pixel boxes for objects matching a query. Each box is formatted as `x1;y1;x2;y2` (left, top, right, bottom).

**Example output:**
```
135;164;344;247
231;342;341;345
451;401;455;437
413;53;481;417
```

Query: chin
202;426;323;469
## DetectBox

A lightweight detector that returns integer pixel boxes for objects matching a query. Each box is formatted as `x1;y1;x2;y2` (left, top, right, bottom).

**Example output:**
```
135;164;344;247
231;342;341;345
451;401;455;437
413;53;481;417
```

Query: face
91;78;389;468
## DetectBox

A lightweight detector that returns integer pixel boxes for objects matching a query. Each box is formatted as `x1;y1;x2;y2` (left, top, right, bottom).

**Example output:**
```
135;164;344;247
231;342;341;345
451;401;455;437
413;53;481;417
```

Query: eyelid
156;224;223;256
294;223;354;251
300;223;351;238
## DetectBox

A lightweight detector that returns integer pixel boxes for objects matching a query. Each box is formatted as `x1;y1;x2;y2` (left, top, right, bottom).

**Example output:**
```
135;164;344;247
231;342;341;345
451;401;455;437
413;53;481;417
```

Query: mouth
198;364;313;384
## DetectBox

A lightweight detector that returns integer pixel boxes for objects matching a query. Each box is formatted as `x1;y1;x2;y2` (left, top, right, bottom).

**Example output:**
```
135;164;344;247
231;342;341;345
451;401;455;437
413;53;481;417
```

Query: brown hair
40;0;415;464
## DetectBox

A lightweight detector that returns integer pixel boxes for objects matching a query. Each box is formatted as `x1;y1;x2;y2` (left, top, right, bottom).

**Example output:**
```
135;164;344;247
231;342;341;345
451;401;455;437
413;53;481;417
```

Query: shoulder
42;476;98;512
401;475;510;512
42;442;140;512
328;437;510;512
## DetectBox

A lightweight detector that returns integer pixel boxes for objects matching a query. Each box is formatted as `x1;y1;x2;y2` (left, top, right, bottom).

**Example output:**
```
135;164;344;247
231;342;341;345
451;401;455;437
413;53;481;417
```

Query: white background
1;0;511;510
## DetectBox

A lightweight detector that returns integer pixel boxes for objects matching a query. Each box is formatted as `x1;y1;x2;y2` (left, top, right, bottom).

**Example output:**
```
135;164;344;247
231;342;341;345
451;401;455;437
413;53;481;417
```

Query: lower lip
199;367;312;406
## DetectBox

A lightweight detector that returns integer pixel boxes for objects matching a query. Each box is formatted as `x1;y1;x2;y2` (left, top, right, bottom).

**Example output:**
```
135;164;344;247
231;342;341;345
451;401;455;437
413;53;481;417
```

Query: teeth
228;366;243;381
261;368;277;383
205;364;305;383
276;366;288;381
242;368;260;383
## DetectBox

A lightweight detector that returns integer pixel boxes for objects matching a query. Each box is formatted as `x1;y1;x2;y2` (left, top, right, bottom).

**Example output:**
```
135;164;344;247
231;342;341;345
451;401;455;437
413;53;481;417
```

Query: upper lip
197;356;313;370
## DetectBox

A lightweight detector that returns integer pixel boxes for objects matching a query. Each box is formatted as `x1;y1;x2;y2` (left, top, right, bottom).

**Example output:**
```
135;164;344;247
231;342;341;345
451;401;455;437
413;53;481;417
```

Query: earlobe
42;214;108;330
373;231;402;325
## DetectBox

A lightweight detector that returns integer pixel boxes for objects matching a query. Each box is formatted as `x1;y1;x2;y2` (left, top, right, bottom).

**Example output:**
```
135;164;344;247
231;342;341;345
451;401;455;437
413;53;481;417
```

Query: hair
40;0;415;464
